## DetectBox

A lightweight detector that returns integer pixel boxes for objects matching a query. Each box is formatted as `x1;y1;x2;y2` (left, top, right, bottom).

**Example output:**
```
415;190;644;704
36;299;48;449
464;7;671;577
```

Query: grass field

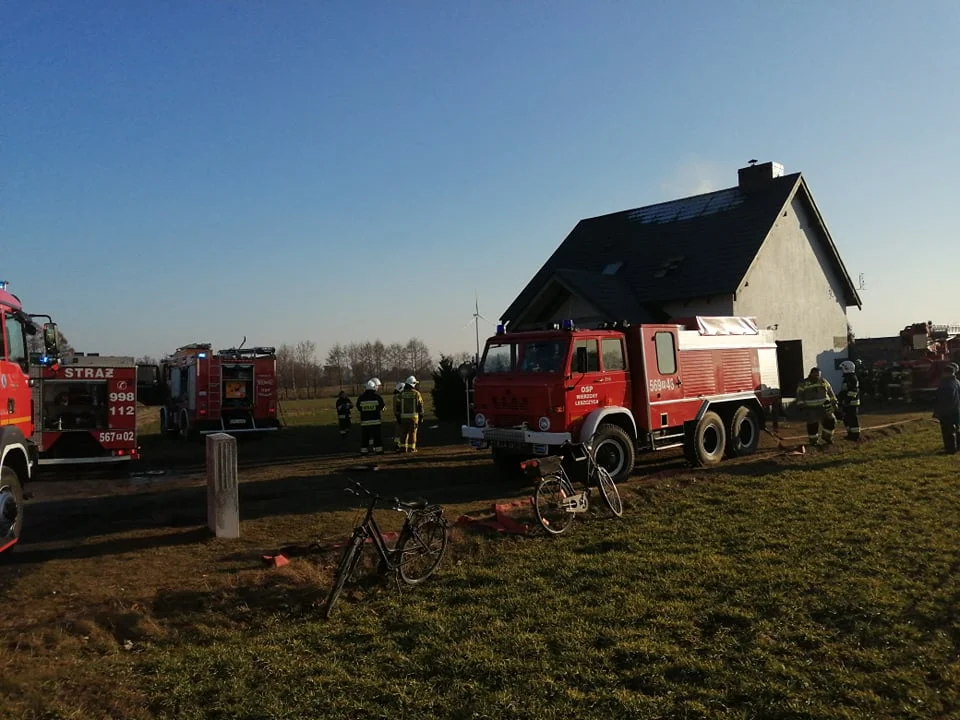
2;402;958;719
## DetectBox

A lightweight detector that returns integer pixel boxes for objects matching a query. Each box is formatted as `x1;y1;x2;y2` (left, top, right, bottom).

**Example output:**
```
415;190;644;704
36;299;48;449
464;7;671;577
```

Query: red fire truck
462;316;781;481
144;343;280;438
1;280;61;554
898;322;960;402
31;353;140;465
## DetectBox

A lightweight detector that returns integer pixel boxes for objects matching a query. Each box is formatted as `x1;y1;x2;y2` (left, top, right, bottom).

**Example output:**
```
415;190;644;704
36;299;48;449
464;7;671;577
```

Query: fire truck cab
462;316;781;481
1;280;60;553
143;343;280;438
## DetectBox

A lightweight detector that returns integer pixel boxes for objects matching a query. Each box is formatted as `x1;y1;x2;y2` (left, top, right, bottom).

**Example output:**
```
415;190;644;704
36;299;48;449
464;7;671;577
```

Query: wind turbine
462;291;495;364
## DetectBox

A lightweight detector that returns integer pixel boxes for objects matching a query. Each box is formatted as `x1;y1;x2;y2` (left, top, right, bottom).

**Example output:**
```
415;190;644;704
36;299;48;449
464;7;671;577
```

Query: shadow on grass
19;456;531;558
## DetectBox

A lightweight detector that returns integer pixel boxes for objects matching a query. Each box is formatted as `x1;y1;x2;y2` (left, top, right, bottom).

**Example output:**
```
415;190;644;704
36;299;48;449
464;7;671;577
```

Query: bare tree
325;343;347;389
276;344;295;397
406;338;432;378
372;339;385;379
346;342;365;393
385;342;405;382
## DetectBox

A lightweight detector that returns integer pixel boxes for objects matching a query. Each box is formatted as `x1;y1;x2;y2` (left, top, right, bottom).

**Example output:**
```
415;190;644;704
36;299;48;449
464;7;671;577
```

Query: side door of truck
569;336;605;426
598;335;630;407
0;311;33;436
640;326;684;430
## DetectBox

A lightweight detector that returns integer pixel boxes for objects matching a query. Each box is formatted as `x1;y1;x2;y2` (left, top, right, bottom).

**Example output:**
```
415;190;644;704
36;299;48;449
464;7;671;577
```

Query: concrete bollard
206;433;239;539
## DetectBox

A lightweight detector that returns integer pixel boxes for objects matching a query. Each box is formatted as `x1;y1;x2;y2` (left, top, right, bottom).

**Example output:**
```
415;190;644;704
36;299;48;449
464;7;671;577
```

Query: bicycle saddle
393;497;429;511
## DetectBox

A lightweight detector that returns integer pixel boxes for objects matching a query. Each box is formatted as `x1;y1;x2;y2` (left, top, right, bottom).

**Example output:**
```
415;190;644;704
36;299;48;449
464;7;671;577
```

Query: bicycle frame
345;479;437;573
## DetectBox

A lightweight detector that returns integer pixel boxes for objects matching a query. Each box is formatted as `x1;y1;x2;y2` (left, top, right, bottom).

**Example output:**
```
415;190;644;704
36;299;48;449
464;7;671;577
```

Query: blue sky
3;1;958;362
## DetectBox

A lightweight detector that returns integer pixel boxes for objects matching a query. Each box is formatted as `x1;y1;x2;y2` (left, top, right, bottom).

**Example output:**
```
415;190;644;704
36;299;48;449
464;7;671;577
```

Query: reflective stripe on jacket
357;390;385;426
399;389;424;420
796;378;837;408
839;374;860;408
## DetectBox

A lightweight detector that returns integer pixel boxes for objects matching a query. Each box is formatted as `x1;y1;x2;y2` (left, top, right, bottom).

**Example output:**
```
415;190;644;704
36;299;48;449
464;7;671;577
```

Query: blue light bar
496;324;505;335
0;280;8;291
198;352;207;358
561;319;575;331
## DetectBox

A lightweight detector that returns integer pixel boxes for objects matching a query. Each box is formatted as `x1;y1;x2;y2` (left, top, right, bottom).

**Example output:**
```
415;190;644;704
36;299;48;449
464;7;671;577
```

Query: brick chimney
738;160;785;192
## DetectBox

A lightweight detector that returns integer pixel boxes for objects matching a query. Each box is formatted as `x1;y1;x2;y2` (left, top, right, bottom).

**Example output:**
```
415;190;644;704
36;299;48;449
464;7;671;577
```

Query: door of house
776;340;804;398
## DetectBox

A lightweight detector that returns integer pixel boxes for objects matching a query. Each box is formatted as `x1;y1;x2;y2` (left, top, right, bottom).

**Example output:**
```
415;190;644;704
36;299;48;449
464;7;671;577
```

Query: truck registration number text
99;431;135;443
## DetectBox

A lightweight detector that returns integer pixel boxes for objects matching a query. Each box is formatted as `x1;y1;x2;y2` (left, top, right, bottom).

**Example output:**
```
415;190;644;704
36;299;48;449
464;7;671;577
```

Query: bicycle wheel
596;466;624;517
397;516;449;585
534;474;576;535
324;533;364;618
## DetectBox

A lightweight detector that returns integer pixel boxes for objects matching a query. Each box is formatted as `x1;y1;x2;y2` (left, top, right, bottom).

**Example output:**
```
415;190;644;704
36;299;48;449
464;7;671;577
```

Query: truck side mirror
42;323;60;357
575;346;588;374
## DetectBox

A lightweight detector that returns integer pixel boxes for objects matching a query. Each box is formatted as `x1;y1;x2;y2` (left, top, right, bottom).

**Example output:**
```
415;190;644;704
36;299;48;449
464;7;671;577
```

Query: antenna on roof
857;273;866;292
748;159;758;165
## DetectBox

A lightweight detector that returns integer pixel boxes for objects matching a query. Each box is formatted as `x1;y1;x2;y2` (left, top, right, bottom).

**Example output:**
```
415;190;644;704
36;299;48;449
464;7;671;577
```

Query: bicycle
324;478;449;618
523;436;624;535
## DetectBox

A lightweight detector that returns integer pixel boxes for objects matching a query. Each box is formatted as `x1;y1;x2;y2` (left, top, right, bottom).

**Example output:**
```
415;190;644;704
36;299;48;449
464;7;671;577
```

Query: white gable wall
733;195;850;389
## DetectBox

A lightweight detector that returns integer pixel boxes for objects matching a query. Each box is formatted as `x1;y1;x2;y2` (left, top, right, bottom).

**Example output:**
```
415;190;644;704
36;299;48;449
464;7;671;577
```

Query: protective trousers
842;407;860;441
400;418;419;452
360;424;383;455
806;412;836;446
939;410;960;454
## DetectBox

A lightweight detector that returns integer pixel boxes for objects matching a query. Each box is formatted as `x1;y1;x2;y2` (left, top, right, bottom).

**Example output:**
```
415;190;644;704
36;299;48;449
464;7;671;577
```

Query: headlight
538;416;551;431
474;413;486;427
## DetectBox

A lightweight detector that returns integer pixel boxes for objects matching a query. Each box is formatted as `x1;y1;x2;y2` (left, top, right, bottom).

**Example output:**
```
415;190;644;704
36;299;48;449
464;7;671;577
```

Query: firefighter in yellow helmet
356;379;385;456
796;367;839;447
396;375;424;453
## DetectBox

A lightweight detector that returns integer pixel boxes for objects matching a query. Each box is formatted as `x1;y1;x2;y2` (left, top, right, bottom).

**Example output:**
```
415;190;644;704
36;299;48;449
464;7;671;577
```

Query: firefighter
933;363;960;454
796;367;839;446
392;381;405;451
356;379;385;456
888;362;903;401
335;390;353;441
837;360;861;441
397;375;424;453
900;363;914;403
855;359;873;401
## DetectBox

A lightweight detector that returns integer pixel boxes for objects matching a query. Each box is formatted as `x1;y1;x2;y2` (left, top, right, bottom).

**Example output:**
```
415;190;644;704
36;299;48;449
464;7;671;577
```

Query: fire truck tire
179;410;192;440
726;405;761;458
688;411;726;467
592;423;635;482
0;465;24;555
159;407;174;435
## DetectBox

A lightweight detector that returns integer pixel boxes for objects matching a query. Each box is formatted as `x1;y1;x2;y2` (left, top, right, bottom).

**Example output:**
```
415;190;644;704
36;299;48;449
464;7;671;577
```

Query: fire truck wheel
179;410;191;440
689;411;726;467
0;465;24;552
593;424;635;482
726;405;761;458
159;407;172;435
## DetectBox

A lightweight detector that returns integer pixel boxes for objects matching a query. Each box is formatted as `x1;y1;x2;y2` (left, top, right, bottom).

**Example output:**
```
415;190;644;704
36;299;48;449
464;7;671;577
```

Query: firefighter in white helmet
396;375;424;453
837;360;861;441
391;381;405;451
796;367;839;447
356;379;385;456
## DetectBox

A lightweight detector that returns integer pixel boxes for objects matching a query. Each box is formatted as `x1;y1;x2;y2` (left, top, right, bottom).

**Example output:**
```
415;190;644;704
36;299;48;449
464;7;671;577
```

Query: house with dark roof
501;161;862;394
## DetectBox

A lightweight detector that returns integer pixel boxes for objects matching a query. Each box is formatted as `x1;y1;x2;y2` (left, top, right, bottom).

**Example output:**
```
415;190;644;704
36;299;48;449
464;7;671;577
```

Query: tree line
278;339;472;399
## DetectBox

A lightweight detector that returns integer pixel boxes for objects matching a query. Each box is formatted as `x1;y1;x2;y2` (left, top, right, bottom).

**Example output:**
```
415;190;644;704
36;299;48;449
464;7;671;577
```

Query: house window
573;339;600;373
601;338;625;371
653;332;677;375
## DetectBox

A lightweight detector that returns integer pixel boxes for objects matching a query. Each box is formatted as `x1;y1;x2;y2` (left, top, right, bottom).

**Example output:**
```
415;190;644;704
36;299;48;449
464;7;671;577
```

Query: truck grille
483;428;526;443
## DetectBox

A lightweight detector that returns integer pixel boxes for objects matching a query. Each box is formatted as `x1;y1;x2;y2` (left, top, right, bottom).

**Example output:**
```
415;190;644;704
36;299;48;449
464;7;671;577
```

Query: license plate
229;419;247;425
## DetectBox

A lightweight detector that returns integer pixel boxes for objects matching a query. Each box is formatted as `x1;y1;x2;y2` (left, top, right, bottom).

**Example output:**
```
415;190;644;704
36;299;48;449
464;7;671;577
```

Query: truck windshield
481;343;516;373
519;340;567;373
